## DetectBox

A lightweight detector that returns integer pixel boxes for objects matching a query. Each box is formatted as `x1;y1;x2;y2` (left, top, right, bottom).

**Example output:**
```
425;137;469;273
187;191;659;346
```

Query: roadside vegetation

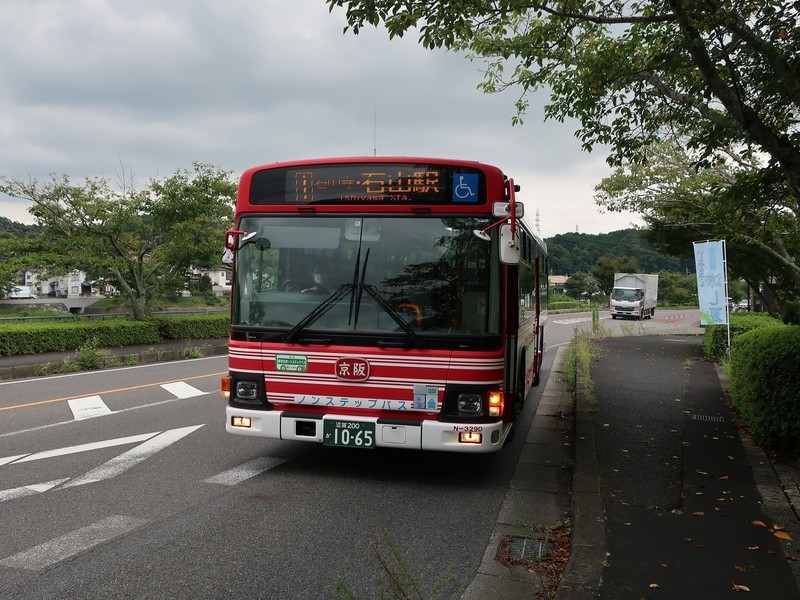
335;526;459;600
704;314;800;457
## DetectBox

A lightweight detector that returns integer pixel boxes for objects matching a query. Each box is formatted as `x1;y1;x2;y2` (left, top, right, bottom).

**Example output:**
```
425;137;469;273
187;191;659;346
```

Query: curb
462;346;575;599
556;348;605;600
0;340;229;382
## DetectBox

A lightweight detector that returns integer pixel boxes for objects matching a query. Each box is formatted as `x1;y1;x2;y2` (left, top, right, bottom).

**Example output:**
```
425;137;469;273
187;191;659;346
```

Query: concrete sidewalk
580;336;800;599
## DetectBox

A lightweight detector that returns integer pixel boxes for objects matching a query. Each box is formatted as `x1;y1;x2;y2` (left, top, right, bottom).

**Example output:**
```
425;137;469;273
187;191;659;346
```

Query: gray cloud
0;0;642;237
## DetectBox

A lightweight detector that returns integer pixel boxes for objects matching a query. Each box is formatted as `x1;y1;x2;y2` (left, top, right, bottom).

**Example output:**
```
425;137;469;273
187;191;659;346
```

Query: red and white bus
221;157;547;453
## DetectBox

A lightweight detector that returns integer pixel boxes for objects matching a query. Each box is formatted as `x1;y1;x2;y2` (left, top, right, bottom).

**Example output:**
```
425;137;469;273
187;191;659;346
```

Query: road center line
0;371;225;413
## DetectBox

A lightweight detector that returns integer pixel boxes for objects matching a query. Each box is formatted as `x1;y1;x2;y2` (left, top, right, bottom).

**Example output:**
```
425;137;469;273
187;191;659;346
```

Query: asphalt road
0;307;702;599
0;351;554;599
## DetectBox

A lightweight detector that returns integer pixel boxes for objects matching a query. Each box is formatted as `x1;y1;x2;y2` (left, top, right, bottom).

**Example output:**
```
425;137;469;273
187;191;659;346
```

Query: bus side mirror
499;223;520;264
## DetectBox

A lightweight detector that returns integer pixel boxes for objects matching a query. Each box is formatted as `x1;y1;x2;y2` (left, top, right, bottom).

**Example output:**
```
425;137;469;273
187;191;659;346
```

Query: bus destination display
249;163;485;205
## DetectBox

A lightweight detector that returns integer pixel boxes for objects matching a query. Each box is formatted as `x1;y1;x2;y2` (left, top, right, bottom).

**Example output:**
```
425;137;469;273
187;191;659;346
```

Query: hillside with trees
545;229;690;276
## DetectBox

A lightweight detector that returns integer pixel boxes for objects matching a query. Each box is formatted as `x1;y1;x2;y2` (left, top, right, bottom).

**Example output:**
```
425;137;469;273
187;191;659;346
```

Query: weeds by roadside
185;346;204;359
335;526;458;600
564;328;598;408
24;340;209;377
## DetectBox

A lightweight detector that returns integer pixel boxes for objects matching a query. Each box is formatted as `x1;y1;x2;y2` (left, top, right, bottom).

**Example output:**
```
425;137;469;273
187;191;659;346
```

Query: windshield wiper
359;284;425;347
282;284;353;343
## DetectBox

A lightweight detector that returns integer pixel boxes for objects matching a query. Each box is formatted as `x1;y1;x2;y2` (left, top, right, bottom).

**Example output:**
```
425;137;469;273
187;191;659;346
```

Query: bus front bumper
225;406;508;453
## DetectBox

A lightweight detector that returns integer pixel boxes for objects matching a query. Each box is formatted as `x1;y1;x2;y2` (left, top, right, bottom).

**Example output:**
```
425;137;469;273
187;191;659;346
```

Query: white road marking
0;515;148;571
552;316;611;325
0;479;70;503
160;381;205;399
2;396;202;440
68;395;112;420
0;454;29;466
203;456;288;486
6;432;158;465
61;425;205;489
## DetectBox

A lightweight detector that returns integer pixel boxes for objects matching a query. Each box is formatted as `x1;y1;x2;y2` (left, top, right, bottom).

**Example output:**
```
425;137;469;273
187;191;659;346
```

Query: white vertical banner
693;240;729;326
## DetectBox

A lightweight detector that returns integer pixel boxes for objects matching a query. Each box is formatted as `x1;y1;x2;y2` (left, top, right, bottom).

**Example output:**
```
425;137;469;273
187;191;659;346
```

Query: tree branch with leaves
0;163;235;319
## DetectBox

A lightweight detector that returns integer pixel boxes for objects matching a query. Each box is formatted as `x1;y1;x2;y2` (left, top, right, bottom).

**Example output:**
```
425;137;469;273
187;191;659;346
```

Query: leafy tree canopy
563;270;598;299
327;0;800;214
0;163;235;319
592;256;641;296
595;137;800;310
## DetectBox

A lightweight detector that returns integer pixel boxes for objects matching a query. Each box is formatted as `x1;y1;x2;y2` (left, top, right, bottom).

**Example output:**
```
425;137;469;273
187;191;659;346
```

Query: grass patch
184;346;204;359
564;329;597;408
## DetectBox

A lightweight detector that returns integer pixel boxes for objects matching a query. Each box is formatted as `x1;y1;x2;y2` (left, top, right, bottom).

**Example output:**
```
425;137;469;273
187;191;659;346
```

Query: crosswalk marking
68;395;112;420
160;382;205;399
203;456;288;486
0;515;148;571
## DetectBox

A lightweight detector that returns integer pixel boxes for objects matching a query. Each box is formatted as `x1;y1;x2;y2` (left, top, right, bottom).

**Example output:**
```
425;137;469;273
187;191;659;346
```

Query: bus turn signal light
221;377;231;400
488;391;504;417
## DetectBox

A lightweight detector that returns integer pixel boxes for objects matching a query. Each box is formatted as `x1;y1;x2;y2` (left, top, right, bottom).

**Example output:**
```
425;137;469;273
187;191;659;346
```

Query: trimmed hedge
0;319;161;356
0;313;231;356
152;313;230;340
549;301;582;311
703;312;784;361
728;326;800;453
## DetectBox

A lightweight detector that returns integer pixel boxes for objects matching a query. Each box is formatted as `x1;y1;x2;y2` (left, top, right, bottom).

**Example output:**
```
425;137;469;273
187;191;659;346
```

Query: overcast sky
0;0;642;238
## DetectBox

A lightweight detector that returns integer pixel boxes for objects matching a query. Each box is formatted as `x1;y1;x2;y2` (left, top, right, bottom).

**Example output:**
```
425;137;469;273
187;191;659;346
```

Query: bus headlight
236;381;259;401
457;394;482;415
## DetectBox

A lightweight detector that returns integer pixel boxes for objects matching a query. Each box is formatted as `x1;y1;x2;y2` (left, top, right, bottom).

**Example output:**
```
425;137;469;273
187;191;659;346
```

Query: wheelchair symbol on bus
452;174;478;203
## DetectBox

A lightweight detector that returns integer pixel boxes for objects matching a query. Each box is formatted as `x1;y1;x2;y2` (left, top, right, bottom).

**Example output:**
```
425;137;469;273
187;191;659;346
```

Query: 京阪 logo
335;358;370;381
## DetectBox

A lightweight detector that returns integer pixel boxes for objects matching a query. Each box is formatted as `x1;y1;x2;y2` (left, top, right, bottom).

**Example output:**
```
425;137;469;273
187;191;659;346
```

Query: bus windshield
232;215;501;339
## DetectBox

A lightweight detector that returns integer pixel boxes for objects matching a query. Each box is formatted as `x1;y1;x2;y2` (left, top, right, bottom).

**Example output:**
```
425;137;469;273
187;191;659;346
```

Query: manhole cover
691;414;724;423
505;536;553;560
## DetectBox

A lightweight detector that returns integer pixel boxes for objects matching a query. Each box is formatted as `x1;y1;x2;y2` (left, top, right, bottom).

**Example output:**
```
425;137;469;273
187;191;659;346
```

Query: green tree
563;271;597;299
657;270;697;306
0;163;235;319
595;137;800;311
0;218;53;295
327;1;800;208
592;256;641;296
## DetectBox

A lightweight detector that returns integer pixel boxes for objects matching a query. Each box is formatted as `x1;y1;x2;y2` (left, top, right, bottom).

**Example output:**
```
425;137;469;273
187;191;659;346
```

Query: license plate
323;419;375;449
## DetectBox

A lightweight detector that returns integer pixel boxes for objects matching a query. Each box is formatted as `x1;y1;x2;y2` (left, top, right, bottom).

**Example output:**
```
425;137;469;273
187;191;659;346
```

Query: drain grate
506;536;553;560
691;414;725;423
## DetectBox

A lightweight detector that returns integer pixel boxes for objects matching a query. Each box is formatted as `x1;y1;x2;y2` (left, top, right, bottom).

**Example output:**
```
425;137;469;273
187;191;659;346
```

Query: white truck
609;273;658;320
